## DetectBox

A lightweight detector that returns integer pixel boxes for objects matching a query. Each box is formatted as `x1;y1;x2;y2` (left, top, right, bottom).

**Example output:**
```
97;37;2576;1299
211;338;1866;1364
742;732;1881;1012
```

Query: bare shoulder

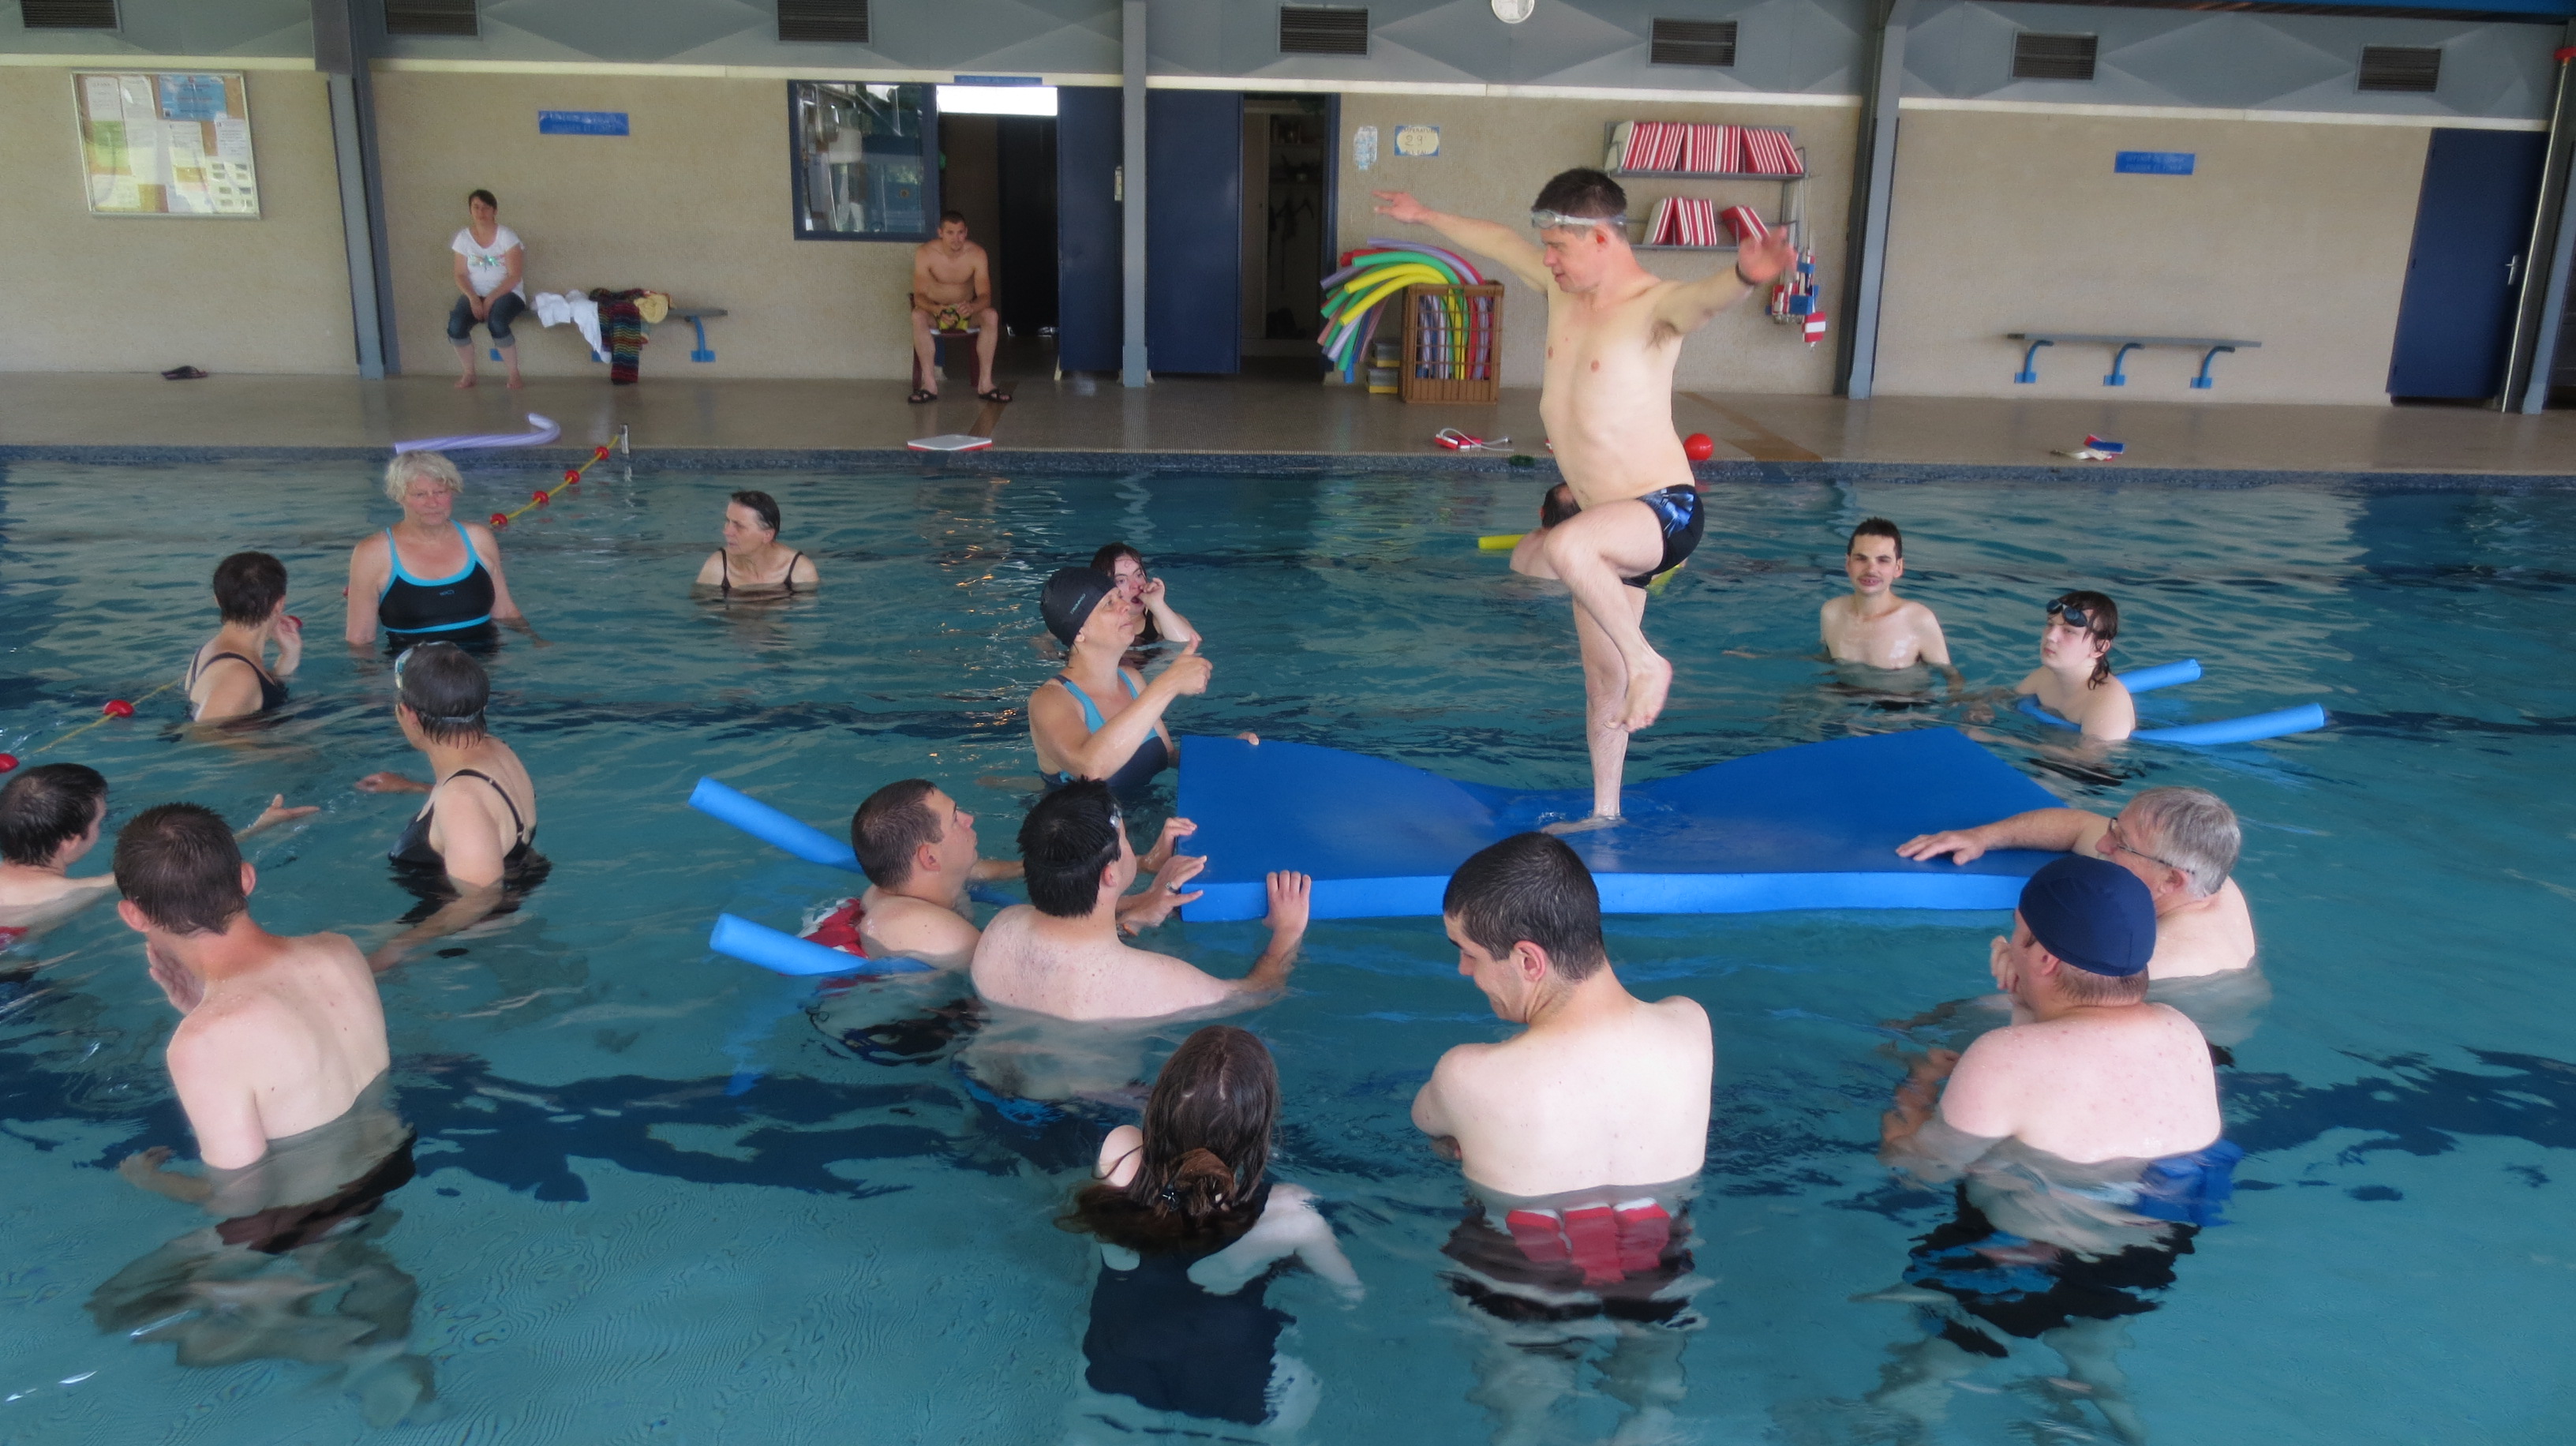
1898;599;1941;625
462;521;503;553
1647;991;1711;1031
1820;595;1849;624
350;531;387;563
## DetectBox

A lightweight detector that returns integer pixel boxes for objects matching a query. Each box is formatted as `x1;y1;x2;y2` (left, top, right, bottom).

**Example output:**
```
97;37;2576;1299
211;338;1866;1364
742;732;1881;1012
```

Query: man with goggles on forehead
1375;170;1796;830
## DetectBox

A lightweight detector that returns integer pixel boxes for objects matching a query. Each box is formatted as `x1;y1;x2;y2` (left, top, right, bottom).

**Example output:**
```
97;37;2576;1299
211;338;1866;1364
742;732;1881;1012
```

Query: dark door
996;115;1058;335
1146;89;1243;374
2388;129;2548;399
1056;86;1122;373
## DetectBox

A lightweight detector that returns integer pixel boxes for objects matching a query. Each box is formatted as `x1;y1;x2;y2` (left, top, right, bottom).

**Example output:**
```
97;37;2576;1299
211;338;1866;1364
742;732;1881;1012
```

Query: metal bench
666;305;726;363
2008;332;2260;390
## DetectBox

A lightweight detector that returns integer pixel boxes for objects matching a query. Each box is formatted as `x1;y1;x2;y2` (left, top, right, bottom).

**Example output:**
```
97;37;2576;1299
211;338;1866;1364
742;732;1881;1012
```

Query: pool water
1;461;2570;1444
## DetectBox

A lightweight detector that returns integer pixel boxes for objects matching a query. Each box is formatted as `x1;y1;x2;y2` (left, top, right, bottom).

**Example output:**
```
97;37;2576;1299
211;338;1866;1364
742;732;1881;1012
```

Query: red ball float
563;469;580;484
103;699;135;718
1682;433;1716;463
533;489;552;504
593;445;611;459
489;512;511;529
0;754;17;773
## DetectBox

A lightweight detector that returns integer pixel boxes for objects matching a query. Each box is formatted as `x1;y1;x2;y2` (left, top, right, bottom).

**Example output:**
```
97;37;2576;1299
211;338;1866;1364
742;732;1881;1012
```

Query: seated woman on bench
448;189;526;391
909;212;1009;405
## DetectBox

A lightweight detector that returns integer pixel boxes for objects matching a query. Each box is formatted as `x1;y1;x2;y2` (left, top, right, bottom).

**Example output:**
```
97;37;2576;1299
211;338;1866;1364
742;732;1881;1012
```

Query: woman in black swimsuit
693;490;818;596
187;551;300;723
1060;1026;1360;1430
354;642;545;967
345;451;533;651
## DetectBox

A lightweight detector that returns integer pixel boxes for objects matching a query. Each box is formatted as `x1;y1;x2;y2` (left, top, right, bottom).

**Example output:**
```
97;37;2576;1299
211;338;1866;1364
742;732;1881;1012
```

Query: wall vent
779;0;870;44
2012;32;2098;81
383;0;476;38
1280;6;1368;56
1650;18;1738;67
19;0;118;28
2358;45;2441;92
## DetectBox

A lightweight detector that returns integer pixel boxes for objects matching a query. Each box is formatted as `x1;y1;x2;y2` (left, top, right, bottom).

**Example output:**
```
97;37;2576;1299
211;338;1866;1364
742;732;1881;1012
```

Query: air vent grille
383;0;476;37
779;0;869;44
2012;32;2098;81
1650;18;1738;68
2358;45;2440;92
20;0;118;27
1280;6;1368;56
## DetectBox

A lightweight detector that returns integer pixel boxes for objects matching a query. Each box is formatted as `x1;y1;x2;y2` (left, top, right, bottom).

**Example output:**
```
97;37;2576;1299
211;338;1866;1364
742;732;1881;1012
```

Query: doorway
934;88;1060;382
2387;129;2548;401
1241;95;1333;376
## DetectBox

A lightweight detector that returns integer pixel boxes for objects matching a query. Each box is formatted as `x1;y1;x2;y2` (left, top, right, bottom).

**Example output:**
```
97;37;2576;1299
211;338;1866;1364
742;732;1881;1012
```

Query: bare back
1941;1003;2218;1163
170;931;391;1165
1541;282;1695;508
969;905;1232;1021
1430;991;1711;1198
2146;879;2257;979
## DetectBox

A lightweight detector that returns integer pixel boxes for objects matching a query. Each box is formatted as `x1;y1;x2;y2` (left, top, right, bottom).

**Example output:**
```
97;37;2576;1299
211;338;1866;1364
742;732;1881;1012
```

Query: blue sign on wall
539;111;630;136
2115;151;2196;175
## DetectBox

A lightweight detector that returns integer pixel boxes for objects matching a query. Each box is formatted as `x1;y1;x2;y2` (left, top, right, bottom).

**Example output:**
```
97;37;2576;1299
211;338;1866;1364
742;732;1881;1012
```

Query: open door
1147;90;1244;374
2388;129;2548;399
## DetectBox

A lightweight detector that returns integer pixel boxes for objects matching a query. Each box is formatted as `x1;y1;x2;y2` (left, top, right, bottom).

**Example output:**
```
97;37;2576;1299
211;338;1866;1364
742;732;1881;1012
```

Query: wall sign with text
2114;151;2196;176
72;70;259;218
539;111;631;136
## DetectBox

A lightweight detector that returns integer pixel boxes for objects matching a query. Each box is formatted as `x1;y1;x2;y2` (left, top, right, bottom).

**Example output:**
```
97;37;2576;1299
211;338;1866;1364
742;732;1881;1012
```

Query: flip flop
161;365;208;380
976;388;1013;404
907;388;938;404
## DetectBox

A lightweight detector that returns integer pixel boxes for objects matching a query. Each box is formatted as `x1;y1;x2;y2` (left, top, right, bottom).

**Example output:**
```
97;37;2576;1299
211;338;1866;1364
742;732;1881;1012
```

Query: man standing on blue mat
1377;172;1795;830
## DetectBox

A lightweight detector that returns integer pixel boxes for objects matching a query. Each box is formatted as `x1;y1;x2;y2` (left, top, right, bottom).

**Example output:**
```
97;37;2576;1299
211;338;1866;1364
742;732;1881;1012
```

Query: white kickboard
907;433;994;452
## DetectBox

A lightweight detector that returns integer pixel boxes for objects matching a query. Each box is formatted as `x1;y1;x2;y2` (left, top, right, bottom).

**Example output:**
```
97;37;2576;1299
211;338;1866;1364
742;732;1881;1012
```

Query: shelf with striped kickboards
1399;284;1504;405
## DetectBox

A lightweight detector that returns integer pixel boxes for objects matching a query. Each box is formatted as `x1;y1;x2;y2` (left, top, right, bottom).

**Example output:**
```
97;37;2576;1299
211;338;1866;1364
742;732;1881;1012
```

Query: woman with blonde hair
344;451;531;649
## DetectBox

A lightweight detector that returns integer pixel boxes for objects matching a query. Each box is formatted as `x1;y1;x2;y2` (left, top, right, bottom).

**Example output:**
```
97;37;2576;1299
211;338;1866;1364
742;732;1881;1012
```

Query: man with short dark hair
909;211;1006;403
111;804;389;1172
811;778;1200;969
1;766;305;952
969;781;1307;1021
1822;518;1956;679
1376;169;1796;830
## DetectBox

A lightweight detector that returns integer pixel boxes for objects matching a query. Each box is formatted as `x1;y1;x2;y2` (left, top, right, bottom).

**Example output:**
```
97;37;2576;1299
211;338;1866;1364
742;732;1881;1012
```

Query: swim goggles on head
1530;209;1628;233
391;645;487;726
2046;596;2099;631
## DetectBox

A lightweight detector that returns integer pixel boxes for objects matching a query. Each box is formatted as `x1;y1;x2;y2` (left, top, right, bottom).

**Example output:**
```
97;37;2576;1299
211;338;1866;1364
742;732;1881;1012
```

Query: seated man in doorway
910;211;1008;404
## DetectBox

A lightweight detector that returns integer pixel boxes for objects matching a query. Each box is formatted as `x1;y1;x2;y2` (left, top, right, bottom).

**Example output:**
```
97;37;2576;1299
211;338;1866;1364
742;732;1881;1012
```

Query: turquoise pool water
0;461;2570;1443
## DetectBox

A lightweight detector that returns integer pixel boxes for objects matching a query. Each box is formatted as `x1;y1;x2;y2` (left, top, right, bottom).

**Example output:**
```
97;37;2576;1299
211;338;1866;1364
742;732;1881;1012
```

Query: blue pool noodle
2115;658;2202;695
2132;702;2328;746
688;777;860;872
709;912;930;976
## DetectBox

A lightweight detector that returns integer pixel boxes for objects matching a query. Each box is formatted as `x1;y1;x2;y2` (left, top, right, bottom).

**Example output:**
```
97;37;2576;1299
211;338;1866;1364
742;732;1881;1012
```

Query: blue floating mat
1174;729;2062;922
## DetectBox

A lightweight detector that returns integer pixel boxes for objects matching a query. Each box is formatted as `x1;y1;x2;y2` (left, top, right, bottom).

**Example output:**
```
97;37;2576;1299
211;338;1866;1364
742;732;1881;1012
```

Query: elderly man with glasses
1897;786;2256;980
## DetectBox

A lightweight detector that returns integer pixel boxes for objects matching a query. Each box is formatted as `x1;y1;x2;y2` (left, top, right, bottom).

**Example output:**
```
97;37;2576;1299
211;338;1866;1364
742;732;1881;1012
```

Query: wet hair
114;803;247;935
2050;590;2121;687
1442;833;1608;982
211;551;287;625
939;209;968;227
0;763;108;867
2049;957;2150;1006
1019;781;1122;917
383;450;463;505
396;641;489;744
1848;518;1903;559
1060;1025;1279;1253
1532;167;1627;223
728;489;781;536
1539;484;1579;530
1090;541;1145;575
852;778;942;887
466;189;498;211
2124;786;2240;898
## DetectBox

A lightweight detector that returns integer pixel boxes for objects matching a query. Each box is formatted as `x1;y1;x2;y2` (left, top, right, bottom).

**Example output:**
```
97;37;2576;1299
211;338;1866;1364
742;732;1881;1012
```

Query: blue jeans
447;291;526;345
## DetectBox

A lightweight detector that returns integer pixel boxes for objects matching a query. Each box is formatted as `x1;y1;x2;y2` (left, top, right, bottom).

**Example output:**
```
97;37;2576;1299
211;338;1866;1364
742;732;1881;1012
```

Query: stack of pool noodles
1320;240;1487;384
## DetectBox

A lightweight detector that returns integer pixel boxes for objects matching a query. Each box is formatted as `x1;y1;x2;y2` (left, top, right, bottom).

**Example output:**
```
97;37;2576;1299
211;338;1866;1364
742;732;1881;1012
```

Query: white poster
212;117;250;161
83;74;122;121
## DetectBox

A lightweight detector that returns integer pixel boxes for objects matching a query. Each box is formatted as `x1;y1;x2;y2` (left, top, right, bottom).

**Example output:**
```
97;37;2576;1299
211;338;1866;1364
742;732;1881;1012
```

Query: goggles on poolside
2046;596;2099;631
2102;818;2184;874
1530;209;1628;234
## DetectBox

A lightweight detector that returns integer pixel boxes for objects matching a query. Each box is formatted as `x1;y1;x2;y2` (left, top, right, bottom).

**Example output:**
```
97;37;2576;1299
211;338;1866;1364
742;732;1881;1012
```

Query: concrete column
2511;36;2576;413
314;0;396;377
1121;0;1150;388
1837;0;1911;400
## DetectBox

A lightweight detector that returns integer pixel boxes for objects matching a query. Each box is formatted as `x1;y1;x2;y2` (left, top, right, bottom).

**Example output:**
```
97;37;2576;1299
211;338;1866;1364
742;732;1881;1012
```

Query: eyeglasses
2102;819;2182;873
2046;597;2097;631
1530;209;1628;233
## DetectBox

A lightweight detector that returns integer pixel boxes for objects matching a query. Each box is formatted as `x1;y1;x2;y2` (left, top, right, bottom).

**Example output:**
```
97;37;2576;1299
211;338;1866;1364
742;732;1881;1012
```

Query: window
791;81;935;240
383;0;476;38
20;0;118;28
2359;46;2441;93
2012;33;2097;82
1280;6;1368;56
779;0;869;44
1650;19;1737;68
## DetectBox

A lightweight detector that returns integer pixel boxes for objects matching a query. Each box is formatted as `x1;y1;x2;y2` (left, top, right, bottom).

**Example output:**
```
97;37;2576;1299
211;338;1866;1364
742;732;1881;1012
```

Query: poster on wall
71;70;260;219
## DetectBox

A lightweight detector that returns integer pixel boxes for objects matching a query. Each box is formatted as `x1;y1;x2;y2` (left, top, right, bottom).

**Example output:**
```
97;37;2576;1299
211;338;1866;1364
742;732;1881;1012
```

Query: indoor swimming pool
0;459;2568;1444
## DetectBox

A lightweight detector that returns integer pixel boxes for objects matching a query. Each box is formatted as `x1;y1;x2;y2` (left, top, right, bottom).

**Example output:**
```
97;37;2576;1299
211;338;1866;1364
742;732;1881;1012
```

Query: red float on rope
592;445;611;459
563;469;581;484
533;489;552;504
0;754;18;773
102;699;135;718
490;512;511;529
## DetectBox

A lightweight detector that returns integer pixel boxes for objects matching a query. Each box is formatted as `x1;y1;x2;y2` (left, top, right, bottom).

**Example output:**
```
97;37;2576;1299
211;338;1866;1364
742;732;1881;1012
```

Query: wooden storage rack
1399;283;1505;405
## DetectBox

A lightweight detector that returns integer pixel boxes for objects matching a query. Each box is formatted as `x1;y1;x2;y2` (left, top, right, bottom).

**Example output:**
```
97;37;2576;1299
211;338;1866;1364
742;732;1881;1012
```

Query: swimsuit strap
189;650;268;690
441;767;530;844
1054;674;1108;732
788;553;805;595
719;549;731;595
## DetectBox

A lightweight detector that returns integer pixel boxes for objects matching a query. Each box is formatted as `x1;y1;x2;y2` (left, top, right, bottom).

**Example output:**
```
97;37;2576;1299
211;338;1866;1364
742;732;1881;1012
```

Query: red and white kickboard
906;433;994;452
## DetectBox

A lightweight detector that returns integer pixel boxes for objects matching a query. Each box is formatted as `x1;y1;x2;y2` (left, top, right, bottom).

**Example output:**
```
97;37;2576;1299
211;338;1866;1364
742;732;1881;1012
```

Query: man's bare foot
455;373;477;389
505;375;524;390
1618;654;1674;731
1542;815;1623;835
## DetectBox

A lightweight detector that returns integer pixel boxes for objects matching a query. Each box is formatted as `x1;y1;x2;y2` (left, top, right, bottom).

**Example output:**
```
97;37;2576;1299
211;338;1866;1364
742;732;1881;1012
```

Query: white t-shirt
451;225;526;300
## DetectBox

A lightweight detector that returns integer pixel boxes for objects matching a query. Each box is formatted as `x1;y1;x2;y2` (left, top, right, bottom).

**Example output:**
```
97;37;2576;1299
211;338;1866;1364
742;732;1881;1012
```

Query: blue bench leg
689;317;715;364
2015;338;2052;384
2192;345;2233;390
489;347;502;362
2104;342;2141;387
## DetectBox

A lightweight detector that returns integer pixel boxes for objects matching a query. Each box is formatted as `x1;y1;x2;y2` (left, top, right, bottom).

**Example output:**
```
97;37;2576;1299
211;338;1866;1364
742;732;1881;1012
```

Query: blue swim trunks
1622;485;1704;588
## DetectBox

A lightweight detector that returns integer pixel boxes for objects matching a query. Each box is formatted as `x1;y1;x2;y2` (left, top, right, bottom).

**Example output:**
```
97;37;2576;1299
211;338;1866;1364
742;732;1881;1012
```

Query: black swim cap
2018;856;2155;977
1041;567;1117;646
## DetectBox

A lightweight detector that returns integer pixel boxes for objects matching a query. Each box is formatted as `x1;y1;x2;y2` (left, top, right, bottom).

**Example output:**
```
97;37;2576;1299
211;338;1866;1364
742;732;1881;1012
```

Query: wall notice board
72;71;260;219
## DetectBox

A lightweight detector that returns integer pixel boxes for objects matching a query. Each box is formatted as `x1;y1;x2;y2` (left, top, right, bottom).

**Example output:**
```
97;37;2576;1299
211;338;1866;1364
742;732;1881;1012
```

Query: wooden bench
2008;332;2260;390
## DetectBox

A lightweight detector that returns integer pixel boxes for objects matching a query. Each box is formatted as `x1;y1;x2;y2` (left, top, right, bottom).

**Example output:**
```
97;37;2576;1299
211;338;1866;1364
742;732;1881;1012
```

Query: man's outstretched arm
1897;808;2109;865
1653;229;1795;334
1372;191;1550;288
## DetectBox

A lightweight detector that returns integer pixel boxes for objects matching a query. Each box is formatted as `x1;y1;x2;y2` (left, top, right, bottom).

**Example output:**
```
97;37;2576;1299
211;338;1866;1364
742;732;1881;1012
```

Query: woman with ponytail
1061;1025;1360;1429
2017;590;2136;741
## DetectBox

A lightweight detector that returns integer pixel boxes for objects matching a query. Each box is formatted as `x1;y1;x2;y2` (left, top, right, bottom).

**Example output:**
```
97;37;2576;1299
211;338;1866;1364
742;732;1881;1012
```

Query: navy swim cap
2018;856;2155;977
1041;567;1116;645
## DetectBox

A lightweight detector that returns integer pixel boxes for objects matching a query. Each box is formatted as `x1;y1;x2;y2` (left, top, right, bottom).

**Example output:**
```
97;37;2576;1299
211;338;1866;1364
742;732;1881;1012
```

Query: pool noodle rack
1399;284;1504;404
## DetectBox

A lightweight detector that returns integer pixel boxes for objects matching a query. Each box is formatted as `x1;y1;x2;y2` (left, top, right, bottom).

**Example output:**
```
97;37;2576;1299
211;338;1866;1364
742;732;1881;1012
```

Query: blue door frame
2387;129;2548;400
